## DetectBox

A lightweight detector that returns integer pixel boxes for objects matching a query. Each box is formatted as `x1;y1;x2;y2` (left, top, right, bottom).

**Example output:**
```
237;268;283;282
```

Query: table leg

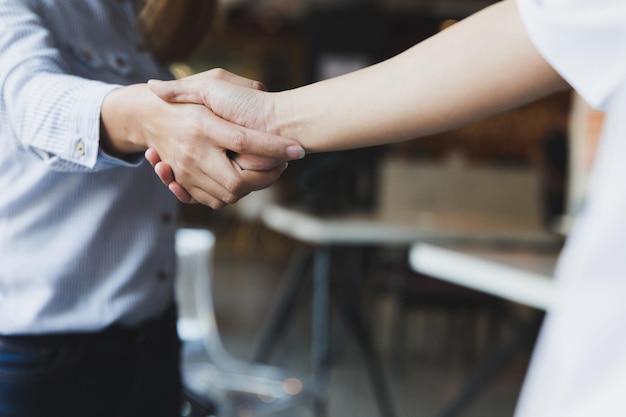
252;247;312;363
339;247;397;417
312;246;331;417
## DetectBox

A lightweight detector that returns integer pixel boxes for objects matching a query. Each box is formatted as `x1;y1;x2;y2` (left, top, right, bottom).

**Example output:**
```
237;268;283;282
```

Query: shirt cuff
68;83;123;169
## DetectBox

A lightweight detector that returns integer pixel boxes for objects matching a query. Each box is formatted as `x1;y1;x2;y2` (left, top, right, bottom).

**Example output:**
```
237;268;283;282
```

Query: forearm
273;0;570;152
0;1;124;171
5;71;120;169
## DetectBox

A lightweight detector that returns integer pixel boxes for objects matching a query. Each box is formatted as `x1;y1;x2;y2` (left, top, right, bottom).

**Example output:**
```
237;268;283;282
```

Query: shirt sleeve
0;1;139;172
517;0;626;111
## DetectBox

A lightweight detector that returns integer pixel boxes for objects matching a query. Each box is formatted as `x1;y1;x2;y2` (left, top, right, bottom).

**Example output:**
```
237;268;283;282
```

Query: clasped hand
134;69;300;208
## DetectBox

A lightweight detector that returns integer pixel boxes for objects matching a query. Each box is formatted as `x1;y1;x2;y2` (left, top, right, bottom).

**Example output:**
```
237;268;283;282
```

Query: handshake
102;68;306;209
102;0;558;211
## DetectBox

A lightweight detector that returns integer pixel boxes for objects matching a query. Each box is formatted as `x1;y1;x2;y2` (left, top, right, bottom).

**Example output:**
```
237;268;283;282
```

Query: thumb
147;78;205;104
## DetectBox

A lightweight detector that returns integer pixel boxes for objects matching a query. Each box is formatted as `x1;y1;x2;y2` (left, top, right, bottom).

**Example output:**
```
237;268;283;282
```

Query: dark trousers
0;306;181;417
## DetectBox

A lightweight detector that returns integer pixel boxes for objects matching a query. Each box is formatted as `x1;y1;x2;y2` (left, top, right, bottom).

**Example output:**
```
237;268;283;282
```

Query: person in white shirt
148;0;626;415
0;1;304;416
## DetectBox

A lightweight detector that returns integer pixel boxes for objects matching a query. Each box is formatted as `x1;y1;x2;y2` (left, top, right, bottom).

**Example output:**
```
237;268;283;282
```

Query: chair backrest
175;228;312;407
175;228;258;372
175;228;221;349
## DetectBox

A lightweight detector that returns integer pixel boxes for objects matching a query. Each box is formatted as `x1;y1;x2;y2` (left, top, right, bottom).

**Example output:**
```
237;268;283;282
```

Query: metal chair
175;228;313;417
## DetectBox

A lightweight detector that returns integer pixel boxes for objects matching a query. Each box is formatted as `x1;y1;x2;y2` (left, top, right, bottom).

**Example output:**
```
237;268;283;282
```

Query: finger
168;182;196;204
154;161;176;185
185;155;283;207
153;160;197;204
145;148;161;167
147;142;236;205
160;159;237;207
178;159;286;209
180;181;239;209
200;68;267;91
151;160;196;204
148;68;266;103
147;78;204;104
199;113;305;161
236;163;289;194
178;157;250;209
178;180;229;209
232;153;285;171
148;69;265;104
182;186;249;210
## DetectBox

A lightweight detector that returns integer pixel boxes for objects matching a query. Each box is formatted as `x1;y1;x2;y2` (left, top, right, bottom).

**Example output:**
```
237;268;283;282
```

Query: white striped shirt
0;0;179;334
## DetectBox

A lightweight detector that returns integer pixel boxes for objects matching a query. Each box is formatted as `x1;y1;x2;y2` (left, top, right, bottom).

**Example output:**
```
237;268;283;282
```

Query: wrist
100;84;151;155
272;90;302;145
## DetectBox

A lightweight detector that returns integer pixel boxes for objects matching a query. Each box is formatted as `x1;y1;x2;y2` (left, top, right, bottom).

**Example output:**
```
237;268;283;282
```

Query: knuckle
228;130;248;153
252;80;266;91
175;164;194;186
223;193;239;205
176;155;192;176
223;179;245;203
187;119;205;139
208;200;225;210
199;194;223;210
209;68;228;80
226;184;244;202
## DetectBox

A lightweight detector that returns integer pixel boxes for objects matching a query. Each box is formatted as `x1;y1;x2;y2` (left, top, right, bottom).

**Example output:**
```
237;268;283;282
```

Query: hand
145;68;287;203
144;147;287;204
101;71;303;209
148;68;276;134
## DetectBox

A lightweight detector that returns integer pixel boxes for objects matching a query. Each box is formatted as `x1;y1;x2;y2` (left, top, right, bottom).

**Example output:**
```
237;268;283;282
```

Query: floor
176;217;538;417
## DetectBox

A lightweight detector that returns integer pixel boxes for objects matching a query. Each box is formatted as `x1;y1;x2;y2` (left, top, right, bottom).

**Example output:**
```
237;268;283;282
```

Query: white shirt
516;0;626;416
0;0;178;334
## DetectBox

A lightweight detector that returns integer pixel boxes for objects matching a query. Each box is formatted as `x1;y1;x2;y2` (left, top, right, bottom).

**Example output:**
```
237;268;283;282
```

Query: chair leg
433;312;544;417
181;386;218;417
389;298;409;377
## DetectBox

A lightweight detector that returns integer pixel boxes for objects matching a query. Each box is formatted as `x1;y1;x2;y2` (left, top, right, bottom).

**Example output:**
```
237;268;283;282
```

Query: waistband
0;304;177;346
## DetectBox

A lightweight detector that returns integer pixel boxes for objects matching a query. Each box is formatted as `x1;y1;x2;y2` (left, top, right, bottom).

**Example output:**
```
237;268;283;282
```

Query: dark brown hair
138;0;219;63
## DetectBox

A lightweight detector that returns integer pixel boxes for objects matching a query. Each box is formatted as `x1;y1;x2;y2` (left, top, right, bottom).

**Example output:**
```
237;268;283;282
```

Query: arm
0;2;119;172
272;0;569;151
150;0;569;154
0;3;304;209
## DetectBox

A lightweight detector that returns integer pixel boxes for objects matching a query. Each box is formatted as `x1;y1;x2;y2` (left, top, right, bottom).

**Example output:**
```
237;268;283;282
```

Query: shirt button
76;141;85;156
80;50;93;63
157;270;168;281
161;213;172;224
115;56;127;67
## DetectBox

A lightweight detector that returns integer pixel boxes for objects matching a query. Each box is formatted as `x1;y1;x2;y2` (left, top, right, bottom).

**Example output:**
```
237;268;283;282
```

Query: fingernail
287;145;305;160
280;162;289;173
147;79;163;85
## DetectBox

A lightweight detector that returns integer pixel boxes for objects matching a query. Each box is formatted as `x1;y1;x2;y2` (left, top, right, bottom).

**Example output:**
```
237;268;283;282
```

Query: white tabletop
409;243;559;310
261;203;563;248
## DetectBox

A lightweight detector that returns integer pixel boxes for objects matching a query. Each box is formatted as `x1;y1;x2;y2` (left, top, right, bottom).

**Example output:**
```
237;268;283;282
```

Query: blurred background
172;1;602;416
